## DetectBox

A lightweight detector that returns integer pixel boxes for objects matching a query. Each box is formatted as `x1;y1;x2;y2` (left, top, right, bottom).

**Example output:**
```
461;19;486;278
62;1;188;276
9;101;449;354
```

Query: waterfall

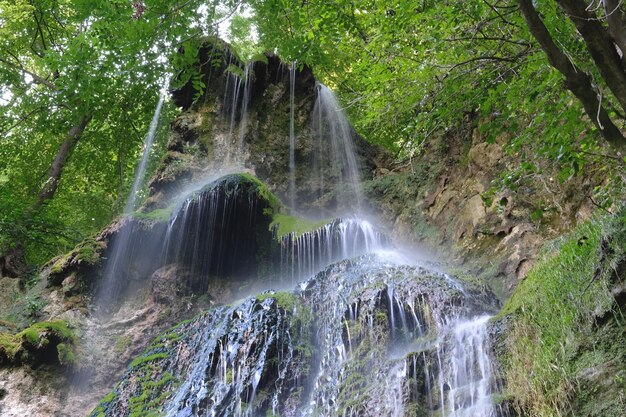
88;67;506;417
237;62;253;162
296;255;499;417
225;69;241;163
160;174;273;292
94;86;167;312
94;249;503;417
124;87;167;214
438;315;496;417
221;62;253;165
312;84;364;212
288;61;297;212
161;298;302;417
279;218;387;281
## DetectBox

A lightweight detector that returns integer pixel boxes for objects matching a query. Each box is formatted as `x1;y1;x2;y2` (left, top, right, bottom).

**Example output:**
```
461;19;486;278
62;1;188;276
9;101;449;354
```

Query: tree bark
556;0;626;113
517;0;626;151
31;115;92;211
602;0;626;62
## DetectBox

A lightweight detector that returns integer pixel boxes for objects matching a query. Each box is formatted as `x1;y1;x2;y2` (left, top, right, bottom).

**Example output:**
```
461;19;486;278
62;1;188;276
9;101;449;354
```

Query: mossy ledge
0;320;76;366
130;206;175;223
269;213;333;239
48;237;106;284
238;172;281;215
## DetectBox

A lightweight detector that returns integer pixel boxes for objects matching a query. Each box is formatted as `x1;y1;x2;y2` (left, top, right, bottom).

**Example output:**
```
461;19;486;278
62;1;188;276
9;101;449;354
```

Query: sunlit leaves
0;0;216;262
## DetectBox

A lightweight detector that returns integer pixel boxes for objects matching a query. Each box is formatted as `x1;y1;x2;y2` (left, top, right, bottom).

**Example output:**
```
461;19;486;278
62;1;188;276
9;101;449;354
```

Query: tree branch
0;107;47;136
0;56;57;91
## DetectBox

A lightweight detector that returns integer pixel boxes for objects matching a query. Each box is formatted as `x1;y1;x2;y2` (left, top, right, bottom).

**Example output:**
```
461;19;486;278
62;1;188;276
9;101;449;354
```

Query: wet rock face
91;255;501;417
163;174;277;292
90;174;278;309
153;38;386;217
91;296;312;417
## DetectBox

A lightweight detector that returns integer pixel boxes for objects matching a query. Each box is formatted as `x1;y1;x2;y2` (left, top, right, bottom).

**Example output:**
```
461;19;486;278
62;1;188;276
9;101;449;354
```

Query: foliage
243;0;626;200
247;1;528;151
0;0;243;265
2;0;626;269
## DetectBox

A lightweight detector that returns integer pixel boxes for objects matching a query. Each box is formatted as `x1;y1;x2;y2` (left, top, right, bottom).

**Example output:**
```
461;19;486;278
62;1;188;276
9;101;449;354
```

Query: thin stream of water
312;84;364;212
95;85;168;311
288;61;297;212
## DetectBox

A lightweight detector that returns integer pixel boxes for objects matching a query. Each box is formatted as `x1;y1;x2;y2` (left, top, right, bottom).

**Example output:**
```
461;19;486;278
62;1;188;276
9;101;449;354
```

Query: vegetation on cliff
0;320;76;366
495;208;626;416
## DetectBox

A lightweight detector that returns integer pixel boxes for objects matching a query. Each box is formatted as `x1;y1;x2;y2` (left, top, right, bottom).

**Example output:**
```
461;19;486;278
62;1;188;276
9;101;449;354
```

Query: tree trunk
31;115;92;212
517;0;626;151
556;0;626;114
0;243;28;278
602;0;626;62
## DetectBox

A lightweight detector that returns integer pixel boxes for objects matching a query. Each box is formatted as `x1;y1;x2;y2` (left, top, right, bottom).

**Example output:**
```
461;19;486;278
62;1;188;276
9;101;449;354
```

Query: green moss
256;292;298;311
163;332;182;342
19;320;75;342
495;217;623;416
75;242;102;265
49;238;104;275
0;332;20;359
239;172;282;215
57;343;76;365
49;255;69;275
129;352;168;369
269;213;332;239
127;371;179;417
0;320;76;365
101;391;116;404
497;221;603;318
131;206;174;223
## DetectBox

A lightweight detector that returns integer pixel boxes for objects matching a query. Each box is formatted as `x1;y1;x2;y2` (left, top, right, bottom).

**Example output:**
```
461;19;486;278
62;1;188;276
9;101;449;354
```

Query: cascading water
159;174;275;292
438;316;497;417
125;87;168;213
95;85;168;311
279;218;387;282
69;84;168;401
288;61;297;212
237;63;253;162
93;252;503;417
87;56;506;417
224;67;241;163
93;174;278;311
312;84;364;212
221;61;253;165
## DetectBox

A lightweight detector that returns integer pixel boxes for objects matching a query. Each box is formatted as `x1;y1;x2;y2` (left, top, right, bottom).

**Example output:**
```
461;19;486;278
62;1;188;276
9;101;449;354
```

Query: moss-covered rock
90;293;313;417
269;213;332;239
48;238;106;285
0;320;76;367
492;212;626;417
130;206;174;223
162;173;282;289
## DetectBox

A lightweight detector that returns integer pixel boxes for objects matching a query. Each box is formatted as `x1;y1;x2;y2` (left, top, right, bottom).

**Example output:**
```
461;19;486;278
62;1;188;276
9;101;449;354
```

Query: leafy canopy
0;0;240;263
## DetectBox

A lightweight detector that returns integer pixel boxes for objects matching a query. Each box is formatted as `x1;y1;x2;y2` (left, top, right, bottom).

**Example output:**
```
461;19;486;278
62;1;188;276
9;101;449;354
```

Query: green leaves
0;0;215;263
